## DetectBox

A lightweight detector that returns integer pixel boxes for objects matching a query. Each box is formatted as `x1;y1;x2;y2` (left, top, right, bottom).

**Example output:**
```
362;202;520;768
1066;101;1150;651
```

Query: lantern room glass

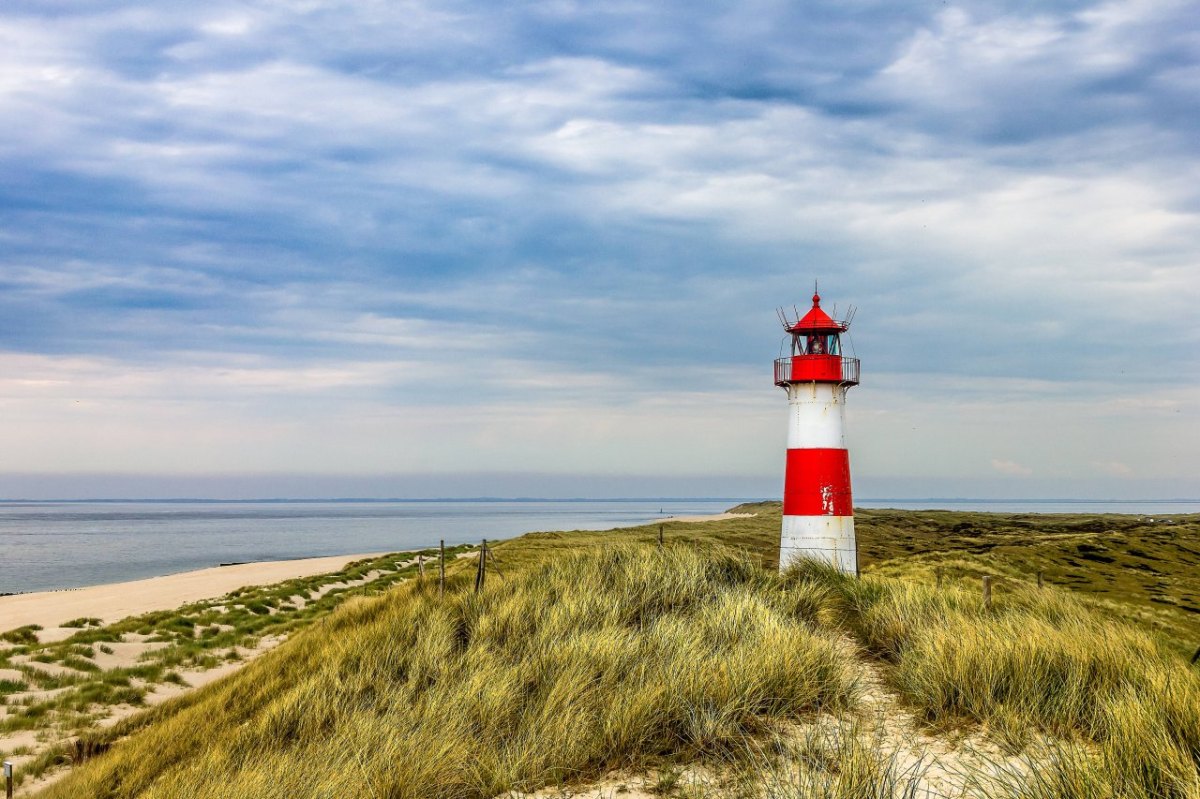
794;333;840;356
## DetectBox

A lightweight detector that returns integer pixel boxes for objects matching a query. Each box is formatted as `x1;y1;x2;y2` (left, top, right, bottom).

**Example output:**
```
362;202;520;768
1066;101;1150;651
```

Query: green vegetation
6;505;1200;797
1;625;43;646
60;618;103;629
0;678;27;694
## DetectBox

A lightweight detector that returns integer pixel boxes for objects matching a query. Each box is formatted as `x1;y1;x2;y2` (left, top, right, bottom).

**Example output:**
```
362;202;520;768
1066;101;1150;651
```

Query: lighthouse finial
812;279;820;306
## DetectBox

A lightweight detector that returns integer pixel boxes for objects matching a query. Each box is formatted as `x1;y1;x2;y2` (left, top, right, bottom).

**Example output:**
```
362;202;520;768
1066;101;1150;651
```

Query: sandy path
0;552;390;633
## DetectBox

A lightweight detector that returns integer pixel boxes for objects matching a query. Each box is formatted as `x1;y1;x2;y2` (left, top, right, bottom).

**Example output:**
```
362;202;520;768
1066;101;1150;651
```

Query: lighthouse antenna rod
845;305;857;327
776;307;790;328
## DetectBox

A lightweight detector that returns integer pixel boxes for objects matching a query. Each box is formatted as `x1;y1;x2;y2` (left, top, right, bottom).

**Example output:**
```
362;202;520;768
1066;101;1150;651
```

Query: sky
0;0;1197;500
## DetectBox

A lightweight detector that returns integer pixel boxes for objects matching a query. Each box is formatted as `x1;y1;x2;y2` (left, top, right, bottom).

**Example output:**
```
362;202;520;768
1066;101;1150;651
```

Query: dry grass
40;544;860;799
802;559;1200;798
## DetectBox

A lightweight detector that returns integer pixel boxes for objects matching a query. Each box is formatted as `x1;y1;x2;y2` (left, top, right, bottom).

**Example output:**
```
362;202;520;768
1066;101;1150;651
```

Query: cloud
873;3;1200;149
991;459;1034;477
0;1;1196;494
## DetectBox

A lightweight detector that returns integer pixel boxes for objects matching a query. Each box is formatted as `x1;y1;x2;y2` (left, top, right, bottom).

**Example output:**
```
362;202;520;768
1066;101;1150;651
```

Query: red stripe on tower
773;289;860;575
783;449;853;516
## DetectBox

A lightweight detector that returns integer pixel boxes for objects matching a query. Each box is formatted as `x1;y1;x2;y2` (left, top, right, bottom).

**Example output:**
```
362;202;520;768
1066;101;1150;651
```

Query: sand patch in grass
86;641;169;671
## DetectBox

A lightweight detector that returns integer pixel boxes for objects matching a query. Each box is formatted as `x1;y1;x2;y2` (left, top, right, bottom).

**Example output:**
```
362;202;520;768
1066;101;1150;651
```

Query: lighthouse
774;290;860;575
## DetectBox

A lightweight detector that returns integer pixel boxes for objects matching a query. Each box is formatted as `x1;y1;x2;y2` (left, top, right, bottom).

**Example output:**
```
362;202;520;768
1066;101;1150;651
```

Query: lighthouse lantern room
774;290;860;575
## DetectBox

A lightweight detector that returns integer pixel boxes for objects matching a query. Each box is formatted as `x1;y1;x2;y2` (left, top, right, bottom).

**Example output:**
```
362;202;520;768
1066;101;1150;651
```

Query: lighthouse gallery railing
774;356;860;386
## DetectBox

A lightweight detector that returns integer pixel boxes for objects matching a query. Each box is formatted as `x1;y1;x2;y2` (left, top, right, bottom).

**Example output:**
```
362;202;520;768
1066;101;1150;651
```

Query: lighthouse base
780;515;857;575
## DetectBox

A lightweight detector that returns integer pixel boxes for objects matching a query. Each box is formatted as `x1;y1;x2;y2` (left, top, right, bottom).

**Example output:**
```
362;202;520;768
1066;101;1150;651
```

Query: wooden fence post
417;554;424;581
658;525;664;548
475;539;487;594
935;567;943;589
485;544;502;577
4;759;12;799
982;576;992;609
1037;571;1044;589
1191;646;1200;666
439;539;445;598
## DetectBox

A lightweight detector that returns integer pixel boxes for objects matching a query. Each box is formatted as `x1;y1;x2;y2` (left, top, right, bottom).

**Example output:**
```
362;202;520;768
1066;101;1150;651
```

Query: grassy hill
725;502;1200;655
24;507;1200;797
857;505;1200;656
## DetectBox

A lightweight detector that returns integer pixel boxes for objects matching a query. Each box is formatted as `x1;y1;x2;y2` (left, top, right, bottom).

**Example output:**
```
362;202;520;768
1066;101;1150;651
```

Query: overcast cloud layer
0;0;1197;499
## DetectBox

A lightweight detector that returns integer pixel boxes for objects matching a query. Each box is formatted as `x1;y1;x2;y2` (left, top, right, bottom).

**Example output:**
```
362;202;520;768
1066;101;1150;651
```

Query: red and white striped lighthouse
774;290;860;575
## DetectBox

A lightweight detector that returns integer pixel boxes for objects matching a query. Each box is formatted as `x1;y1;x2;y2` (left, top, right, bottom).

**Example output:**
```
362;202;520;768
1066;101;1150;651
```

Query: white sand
663;512;754;523
0;552;390;634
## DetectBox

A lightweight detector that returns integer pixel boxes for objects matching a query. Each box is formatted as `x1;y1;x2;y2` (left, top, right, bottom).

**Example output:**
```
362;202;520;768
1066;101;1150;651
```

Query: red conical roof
787;292;847;333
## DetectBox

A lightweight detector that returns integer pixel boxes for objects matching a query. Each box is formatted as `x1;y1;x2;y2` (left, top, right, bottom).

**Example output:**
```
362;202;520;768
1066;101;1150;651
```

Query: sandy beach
662;512;754;523
0;552;389;636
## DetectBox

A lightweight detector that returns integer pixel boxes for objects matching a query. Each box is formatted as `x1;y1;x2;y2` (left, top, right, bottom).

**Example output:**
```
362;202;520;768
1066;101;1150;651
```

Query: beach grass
5;505;1200;796
849;505;1200;655
30;511;1200;799
37;544;867;798
798;558;1200;797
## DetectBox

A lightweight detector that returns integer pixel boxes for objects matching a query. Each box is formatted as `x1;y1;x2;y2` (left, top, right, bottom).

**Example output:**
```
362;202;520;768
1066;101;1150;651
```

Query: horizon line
1;496;1198;504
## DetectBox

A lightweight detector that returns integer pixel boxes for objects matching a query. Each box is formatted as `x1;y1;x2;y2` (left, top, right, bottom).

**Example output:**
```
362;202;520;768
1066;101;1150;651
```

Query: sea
1;497;1196;595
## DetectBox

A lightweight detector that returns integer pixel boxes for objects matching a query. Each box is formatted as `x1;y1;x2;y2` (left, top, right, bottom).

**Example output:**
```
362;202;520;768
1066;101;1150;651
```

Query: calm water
0;499;739;594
